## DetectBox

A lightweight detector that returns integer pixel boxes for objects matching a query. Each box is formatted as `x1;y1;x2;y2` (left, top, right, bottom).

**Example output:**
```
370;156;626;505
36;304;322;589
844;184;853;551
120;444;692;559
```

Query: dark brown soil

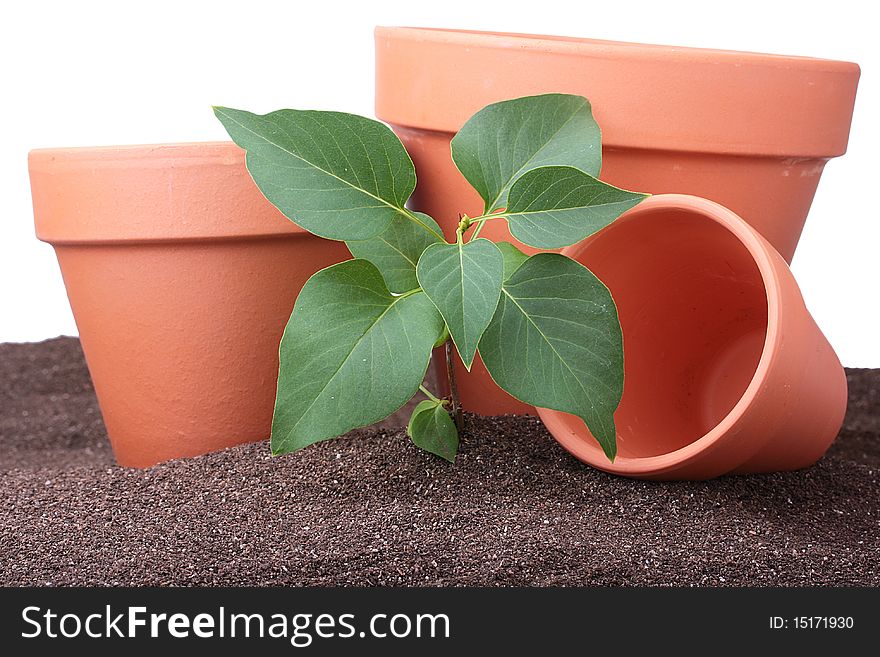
1;337;878;586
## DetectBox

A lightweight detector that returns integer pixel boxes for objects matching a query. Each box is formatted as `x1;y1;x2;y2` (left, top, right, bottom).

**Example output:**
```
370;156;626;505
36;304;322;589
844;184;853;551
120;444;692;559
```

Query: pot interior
576;206;768;459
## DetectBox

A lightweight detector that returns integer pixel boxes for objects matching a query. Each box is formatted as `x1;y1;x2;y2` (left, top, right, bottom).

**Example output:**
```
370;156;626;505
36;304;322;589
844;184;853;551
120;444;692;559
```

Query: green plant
214;93;647;462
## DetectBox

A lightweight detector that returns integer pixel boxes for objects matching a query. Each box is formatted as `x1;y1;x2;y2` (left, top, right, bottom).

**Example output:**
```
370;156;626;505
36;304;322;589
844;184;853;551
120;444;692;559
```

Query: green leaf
479;253;623;460
346;211;444;293
214;106;415;241
271;259;444;455
407;400;459;462
504;166;647;249
416;239;504;370
450;94;601;212
496;241;529;281
433;324;450;349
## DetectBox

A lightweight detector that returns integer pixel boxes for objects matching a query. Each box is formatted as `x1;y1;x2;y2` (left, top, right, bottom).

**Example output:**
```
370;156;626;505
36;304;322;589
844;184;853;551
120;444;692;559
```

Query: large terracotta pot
29;142;349;467
539;195;847;480
375;26;859;416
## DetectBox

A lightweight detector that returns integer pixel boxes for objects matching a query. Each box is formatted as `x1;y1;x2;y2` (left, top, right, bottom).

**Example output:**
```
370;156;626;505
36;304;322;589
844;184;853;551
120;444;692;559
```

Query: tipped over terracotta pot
375;26;860;417
30;143;349;467
538;194;847;480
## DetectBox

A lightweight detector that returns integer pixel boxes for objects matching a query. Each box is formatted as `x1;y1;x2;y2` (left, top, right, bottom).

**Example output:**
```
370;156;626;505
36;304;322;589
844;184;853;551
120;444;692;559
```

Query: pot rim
29;141;251;166
544;193;785;476
375;26;860;157
29;141;309;244
378;26;858;69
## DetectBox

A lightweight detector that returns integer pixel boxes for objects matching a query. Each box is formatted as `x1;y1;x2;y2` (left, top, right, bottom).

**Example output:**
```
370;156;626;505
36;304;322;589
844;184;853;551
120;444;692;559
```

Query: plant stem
467;211;506;241
418;384;443;405
445;340;464;432
469;220;486;241
467;211;505;223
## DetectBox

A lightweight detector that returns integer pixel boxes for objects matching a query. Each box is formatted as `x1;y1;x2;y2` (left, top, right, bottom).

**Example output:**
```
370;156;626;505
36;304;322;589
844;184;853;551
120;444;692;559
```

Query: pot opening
575;204;769;460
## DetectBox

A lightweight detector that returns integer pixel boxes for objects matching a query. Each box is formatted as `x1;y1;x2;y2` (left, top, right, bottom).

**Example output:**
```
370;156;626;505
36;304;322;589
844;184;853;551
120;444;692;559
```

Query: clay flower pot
29;143;349;467
375;26;859;416
537;194;847;480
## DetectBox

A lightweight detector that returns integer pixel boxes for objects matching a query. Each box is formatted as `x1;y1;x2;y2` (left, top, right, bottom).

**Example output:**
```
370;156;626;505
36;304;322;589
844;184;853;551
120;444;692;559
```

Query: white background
2;0;877;364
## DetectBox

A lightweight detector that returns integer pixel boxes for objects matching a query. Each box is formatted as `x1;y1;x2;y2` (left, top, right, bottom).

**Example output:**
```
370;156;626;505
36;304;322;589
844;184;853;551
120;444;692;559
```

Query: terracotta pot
537;194;847;480
375;26;859;416
29;142;349;467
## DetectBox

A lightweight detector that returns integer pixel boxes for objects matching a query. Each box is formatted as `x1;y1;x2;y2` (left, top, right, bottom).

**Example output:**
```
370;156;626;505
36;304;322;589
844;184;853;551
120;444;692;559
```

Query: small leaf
496;241;529;281
433;324;450;349
271;259;444;455
214;106;415;241
416;239;504;370
504;166;647;249
451;94;601;212
407;399;459;462
346;211;445;293
479;254;623;460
